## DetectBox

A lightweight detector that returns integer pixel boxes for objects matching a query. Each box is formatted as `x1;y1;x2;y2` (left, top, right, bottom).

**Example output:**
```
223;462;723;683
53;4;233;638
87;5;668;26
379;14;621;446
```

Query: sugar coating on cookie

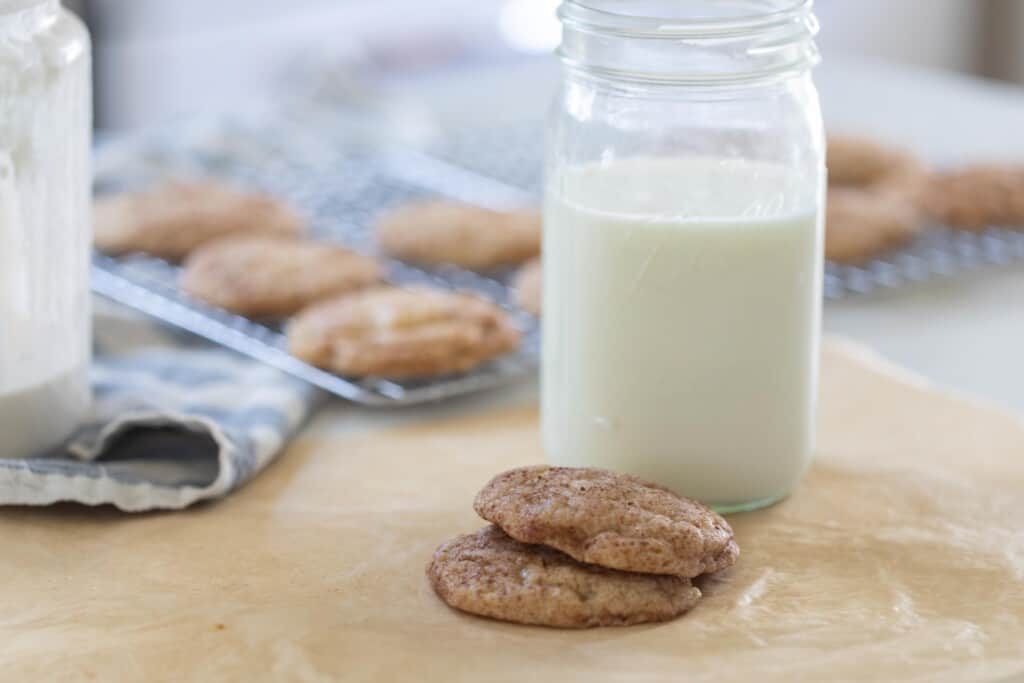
94;181;304;260
288;287;520;379
513;258;542;316
926;165;1024;231
427;526;701;628
474;466;739;579
180;236;384;318
375;201;541;270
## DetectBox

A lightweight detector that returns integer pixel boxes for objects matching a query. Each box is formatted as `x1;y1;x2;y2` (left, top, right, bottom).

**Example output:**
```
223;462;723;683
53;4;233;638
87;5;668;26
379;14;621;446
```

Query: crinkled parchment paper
1;339;1022;681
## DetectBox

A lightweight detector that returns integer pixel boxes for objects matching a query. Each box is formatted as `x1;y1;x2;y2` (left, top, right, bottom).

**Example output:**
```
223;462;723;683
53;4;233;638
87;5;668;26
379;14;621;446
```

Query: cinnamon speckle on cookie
427;525;702;628
474;466;739;579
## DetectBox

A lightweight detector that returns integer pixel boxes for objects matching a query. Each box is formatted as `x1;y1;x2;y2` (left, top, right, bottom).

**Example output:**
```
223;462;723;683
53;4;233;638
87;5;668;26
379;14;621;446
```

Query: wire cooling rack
428;120;1024;299
92;122;540;406
94;114;1024;404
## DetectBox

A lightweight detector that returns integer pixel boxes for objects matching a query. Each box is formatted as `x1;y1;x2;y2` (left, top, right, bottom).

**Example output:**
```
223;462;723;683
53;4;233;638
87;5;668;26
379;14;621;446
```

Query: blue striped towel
0;302;323;511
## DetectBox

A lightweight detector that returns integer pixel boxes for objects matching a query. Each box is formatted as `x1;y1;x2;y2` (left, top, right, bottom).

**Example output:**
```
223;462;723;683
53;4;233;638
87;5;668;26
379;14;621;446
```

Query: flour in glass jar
0;0;92;458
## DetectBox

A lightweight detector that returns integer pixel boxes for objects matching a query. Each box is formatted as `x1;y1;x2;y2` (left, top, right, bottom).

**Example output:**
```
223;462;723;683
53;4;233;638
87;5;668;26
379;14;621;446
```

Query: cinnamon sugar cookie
926;165;1024;231
94;181;304;260
287;287;520;378
180;236;383;317
513;258;542;316
826;136;928;264
827;135;929;202
474;466;739;579
375;201;541;270
825;188;922;265
427;525;701;628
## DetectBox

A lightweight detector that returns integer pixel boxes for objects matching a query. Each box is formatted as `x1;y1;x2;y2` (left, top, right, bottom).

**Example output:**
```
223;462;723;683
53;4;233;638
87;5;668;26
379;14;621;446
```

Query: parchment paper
1;339;1022;682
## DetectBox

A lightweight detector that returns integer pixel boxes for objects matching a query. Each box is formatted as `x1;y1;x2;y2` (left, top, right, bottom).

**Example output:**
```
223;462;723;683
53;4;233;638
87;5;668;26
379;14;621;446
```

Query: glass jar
543;0;824;512
0;0;91;458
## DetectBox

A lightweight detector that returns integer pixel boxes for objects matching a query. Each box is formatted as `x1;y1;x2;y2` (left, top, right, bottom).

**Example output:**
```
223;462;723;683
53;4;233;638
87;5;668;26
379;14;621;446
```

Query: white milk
542;157;823;509
0;364;90;459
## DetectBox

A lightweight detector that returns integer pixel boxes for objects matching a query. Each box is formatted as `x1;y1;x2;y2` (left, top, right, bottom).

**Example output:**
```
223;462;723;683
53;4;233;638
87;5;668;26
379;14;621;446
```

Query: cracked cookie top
474;466;739;578
427;525;701;628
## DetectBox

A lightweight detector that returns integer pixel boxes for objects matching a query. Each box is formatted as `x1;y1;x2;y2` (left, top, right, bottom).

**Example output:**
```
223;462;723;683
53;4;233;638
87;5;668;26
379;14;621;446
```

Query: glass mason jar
543;0;825;512
0;0;91;458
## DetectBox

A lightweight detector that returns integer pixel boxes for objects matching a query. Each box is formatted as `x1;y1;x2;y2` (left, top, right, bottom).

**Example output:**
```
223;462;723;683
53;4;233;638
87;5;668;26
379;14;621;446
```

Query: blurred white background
78;0;1024;130
70;0;1024;412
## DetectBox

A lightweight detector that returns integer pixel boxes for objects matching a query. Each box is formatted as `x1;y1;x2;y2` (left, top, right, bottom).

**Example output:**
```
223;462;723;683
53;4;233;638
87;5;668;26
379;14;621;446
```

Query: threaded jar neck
557;0;820;85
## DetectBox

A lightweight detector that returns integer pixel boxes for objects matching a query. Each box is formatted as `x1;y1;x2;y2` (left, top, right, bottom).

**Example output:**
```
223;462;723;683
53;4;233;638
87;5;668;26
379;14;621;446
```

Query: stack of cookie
94;183;539;380
428;466;739;629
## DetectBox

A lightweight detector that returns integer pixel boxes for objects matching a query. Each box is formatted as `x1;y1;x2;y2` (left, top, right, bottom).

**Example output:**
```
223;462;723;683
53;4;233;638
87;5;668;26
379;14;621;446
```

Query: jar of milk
0;0;92;458
544;0;824;512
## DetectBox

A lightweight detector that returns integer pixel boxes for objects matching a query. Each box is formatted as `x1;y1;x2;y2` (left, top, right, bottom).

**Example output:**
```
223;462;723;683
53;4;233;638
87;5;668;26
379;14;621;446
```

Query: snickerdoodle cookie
926;165;1024;231
826;136;928;264
474;466;739;579
513;258;542;316
180;236;384;317
94;181;304;260
427;525;702;628
825;188;922;266
375;201;541;270
287;287;520;378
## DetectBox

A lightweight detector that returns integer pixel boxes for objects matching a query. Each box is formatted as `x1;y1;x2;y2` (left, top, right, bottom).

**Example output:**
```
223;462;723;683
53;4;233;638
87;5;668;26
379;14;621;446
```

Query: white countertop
319;54;1023;427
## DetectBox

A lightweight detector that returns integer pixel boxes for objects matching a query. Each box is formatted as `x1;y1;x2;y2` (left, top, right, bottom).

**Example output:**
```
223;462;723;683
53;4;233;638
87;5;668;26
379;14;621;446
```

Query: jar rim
560;0;813;38
557;0;819;85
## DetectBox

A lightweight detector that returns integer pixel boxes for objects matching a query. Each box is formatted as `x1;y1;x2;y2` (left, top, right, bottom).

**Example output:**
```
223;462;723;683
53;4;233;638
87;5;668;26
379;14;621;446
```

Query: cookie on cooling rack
474;466;739;579
513;258;542;316
94;181;304;260
180;236;384;318
374;201;541;270
826;136;928;264
925;165;1024;232
427;525;702;628
826;188;923;266
287;286;520;379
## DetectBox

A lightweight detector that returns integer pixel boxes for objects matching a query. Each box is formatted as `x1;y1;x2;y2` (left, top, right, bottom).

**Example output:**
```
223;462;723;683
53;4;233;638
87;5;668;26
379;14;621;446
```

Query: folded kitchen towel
0;301;323;511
